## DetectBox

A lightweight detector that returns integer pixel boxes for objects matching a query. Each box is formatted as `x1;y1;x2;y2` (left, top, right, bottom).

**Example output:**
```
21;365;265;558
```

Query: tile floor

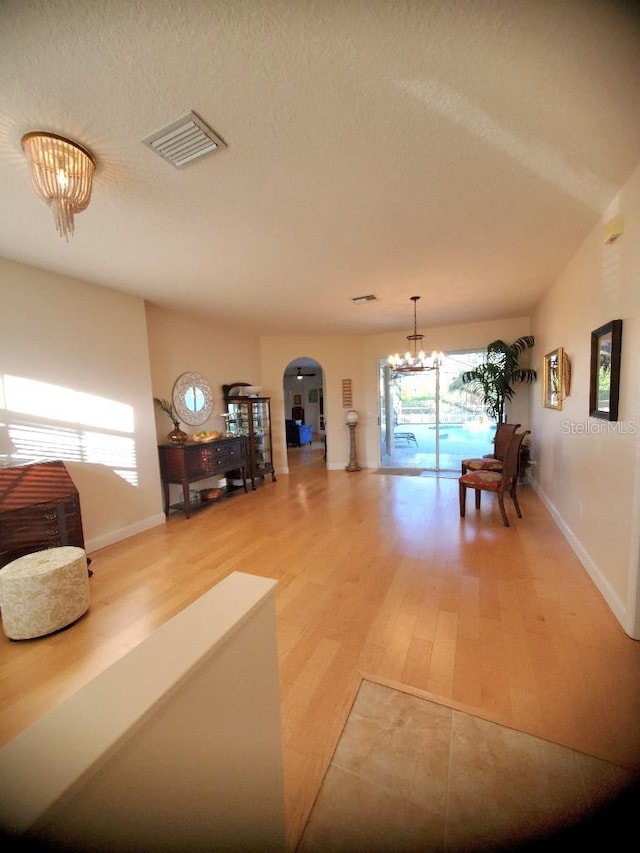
297;680;637;852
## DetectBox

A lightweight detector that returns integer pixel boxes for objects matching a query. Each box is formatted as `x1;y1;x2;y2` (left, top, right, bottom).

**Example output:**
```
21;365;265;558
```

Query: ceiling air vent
142;112;227;169
351;294;377;304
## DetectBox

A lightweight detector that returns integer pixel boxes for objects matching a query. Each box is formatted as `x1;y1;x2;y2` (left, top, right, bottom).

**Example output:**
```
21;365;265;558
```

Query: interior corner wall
0;263;266;555
530;161;640;638
0;258;164;554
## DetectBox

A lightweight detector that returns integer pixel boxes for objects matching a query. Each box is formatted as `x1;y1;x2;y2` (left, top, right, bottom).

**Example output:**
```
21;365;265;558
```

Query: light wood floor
1;444;640;850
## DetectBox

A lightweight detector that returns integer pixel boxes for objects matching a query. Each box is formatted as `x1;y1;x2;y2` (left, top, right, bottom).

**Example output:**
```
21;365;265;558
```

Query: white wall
0;259;164;552
530;161;640;638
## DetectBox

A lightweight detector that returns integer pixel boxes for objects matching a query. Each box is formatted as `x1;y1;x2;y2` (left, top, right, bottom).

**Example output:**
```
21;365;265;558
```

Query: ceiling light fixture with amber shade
21;131;96;241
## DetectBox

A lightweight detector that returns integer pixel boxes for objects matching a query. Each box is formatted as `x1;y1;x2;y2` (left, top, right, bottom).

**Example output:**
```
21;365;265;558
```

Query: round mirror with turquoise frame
172;372;213;426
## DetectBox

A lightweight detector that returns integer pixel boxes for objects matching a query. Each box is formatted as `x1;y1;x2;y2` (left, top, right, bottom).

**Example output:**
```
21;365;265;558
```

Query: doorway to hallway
283;357;325;468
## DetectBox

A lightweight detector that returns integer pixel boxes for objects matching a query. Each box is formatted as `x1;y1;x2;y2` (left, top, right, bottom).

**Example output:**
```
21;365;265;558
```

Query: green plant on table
153;397;180;427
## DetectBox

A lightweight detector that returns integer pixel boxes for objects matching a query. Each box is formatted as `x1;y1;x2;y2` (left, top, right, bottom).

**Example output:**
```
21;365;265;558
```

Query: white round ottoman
0;546;90;640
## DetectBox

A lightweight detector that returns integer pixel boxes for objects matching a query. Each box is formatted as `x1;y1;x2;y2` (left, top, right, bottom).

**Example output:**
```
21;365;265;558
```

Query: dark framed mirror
589;320;622;421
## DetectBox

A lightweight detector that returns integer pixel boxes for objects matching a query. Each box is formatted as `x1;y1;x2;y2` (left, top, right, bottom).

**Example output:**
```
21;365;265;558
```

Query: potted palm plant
461;336;537;424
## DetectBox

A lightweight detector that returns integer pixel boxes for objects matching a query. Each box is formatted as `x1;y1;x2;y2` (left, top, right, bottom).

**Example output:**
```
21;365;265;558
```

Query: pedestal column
345;409;361;472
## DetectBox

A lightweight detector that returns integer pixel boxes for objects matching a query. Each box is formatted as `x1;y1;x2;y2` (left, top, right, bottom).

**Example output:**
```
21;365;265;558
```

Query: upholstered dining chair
460;422;521;475
459;430;530;527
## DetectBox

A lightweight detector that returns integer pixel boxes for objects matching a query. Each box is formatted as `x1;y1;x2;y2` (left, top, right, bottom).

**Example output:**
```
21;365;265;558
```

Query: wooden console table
0;460;86;569
158;437;248;518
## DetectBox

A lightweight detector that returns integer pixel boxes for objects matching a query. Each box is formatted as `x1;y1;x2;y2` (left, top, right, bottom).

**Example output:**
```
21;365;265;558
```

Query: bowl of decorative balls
192;430;222;443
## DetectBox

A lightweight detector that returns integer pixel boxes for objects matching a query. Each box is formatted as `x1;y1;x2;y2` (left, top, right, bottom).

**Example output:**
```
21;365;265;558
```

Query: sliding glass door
379;351;495;472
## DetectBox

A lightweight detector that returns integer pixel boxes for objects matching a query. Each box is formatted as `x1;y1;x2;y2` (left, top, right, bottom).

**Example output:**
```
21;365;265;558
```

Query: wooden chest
0;460;85;569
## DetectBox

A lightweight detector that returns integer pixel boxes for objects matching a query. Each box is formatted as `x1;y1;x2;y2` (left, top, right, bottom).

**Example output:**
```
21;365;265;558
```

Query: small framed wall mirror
543;347;566;410
589;320;622;421
173;372;213;426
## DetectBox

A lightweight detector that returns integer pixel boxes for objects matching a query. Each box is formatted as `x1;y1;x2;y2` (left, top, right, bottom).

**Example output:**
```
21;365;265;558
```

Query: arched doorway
283;358;325;466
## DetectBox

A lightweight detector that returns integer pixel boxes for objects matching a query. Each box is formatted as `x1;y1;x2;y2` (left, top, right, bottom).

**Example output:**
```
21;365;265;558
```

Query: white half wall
0;571;286;852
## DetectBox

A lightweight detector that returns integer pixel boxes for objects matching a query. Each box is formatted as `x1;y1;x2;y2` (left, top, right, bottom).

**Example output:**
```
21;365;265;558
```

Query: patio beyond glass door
379;352;495;472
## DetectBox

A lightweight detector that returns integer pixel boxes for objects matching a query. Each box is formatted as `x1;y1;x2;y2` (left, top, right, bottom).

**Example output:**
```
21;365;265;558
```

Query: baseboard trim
530;478;627;630
85;512;166;555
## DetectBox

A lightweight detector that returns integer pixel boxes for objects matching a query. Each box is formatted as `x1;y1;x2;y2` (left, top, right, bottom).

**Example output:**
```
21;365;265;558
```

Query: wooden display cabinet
224;395;276;489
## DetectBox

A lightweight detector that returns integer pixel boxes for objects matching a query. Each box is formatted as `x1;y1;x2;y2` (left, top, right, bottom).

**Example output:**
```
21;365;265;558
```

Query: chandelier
21;131;96;241
388;296;441;375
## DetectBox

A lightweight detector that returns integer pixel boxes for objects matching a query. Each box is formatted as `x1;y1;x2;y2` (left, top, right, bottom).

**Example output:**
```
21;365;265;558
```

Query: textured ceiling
1;0;639;336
